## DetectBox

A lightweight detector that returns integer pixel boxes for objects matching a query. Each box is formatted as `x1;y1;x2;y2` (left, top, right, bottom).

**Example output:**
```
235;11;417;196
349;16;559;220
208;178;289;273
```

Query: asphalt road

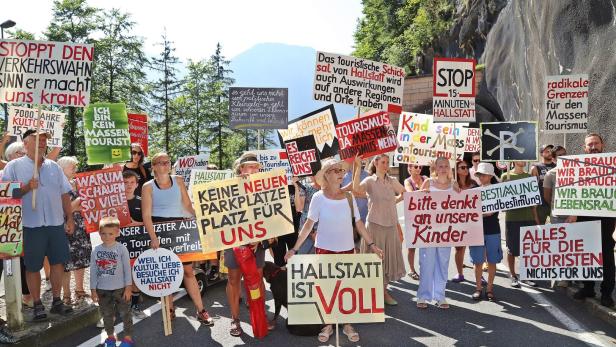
51;207;616;347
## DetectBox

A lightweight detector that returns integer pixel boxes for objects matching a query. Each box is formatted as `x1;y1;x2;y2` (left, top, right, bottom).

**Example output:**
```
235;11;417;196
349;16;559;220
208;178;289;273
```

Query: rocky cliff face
481;0;616;152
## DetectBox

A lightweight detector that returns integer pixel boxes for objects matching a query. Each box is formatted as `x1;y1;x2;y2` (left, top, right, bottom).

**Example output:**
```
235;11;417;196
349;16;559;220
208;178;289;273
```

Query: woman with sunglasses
123;143;151;196
451;160;478;283
352;154;406;306
404;164;428;280
142;152;214;326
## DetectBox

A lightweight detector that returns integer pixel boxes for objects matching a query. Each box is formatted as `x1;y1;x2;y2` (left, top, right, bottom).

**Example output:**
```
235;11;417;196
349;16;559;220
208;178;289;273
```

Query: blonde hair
433;156;453;181
367;154;389;175
151;152;170;177
57;156;78;170
99;216;120;231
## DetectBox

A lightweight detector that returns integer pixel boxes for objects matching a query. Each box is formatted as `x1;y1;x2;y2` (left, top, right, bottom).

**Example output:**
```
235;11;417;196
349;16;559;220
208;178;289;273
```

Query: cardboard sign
404;190;484;248
544;74;588;134
188;169;234;196
118;219;216;263
520;221;603;280
0;182;22;256
133;248;184;297
192;169;293;253
83;103;131;165
480;121;538;162
313;52;404;113
74;166;131;233
464;127;480;153
127;113;148;156
278;105;339;159
335;111;398;161
251;149;292;180
0;39;93;107
480;177;541;213
433;58;476;122
173;154;210;186
284;135;321;177
229;87;288;129
394;112;467;166
553;153;616;217
8;106;64;147
287;254;384;325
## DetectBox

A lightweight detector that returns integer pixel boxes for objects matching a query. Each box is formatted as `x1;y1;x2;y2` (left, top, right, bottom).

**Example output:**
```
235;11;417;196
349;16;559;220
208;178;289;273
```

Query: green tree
92;8;149;112
45;0;98;158
5;29;36;40
181;59;215;155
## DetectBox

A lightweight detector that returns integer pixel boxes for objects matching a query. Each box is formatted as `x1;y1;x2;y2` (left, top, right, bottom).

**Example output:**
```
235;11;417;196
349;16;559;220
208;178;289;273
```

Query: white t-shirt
307;191;361;252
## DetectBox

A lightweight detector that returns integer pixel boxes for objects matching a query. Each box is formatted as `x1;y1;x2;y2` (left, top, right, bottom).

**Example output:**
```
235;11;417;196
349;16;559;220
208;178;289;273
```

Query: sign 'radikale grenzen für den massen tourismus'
544;74;588;134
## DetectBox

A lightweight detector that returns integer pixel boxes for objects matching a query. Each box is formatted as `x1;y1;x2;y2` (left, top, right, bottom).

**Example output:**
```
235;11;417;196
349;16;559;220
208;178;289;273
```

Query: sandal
343;324;360;343
75;291;90;299
436;300;450;309
318;325;333;343
408;271;420;280
472;289;482;301
486;291;495;301
63;295;72;306
416;299;428;309
229;318;243;337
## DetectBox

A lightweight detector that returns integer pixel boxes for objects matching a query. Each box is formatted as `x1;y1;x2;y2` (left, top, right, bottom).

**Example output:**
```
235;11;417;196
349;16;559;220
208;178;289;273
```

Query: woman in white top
285;158;383;344
416;157;455;309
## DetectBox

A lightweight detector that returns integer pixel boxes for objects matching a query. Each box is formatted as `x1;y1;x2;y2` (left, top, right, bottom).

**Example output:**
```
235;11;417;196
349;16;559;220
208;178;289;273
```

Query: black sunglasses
131;151;143;156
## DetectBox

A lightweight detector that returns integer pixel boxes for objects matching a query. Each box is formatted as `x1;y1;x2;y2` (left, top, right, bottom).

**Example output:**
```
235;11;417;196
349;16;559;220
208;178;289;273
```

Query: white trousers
417;247;451;302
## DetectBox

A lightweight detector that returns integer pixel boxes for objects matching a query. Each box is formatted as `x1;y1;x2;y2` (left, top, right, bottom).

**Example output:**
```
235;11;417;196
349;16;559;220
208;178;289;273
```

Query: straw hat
474;162;496;178
314;158;351;187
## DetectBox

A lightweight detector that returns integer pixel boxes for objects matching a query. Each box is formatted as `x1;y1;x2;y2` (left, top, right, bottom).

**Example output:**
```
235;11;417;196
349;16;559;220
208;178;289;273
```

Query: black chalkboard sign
229;87;288;129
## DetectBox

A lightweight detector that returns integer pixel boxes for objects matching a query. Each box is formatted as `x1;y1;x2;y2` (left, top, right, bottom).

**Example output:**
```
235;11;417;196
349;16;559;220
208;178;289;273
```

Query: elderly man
567;133;615;307
2;129;75;320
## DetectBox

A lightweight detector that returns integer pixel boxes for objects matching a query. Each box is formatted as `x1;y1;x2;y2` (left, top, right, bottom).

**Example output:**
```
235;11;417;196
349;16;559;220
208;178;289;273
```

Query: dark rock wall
481;0;616;153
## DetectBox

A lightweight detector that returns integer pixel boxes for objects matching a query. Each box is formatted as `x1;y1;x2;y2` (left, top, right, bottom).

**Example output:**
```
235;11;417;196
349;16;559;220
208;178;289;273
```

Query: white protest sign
132;248;184;297
173;154;209;186
287;254;384;325
520;221;603;280
544;74;588;133
433;58;476;122
250;149;292;180
188;169;234;195
8;105;64;147
313;52;404;113
480;177;541;213
464;127;480;153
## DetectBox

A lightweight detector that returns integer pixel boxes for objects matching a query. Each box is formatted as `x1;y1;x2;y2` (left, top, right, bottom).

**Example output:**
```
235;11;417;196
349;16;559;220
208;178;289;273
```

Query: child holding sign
89;217;134;347
470;164;503;301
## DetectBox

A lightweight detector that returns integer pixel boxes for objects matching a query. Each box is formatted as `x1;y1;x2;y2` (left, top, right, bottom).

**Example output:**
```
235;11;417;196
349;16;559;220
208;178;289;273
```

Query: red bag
233;246;269;339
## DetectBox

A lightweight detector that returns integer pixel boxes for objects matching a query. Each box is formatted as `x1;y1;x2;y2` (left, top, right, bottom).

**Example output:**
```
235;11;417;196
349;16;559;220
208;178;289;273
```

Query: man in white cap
2;129;75;321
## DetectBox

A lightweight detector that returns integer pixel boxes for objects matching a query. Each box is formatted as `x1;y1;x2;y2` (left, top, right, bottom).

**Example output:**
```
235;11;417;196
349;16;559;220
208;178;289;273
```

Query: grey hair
57;156;79;170
5;142;24;161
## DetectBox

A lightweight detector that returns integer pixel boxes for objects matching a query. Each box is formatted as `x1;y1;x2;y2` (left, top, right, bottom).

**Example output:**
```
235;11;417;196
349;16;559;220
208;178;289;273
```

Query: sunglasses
472;159;480;163
131;151;143;156
458;166;468;170
327;168;346;174
154;160;171;166
411;165;421;169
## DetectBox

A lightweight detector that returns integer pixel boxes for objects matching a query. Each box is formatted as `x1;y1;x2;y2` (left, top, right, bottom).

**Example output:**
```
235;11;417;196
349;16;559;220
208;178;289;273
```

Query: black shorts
505;221;534;257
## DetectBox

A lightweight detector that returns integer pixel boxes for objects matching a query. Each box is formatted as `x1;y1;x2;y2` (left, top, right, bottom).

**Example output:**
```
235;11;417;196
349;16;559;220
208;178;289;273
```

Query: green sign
83;102;131;164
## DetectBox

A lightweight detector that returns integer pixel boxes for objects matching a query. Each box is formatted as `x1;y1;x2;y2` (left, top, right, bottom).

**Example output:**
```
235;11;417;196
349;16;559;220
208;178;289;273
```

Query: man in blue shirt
2;129;75;320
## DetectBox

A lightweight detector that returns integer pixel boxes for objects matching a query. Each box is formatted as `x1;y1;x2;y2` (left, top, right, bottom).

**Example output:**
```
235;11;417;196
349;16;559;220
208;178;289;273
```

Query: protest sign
544;74;588;133
404;190;483;248
83;103;131;165
287;254;384;325
313;52;404;113
173;154;210;186
251;149;292;180
278;105;339;159
193;168;293;253
552;153;616;217
229;87;288;129
433;58;476;122
118;219;216;264
188;169;234;195
127;113;148;156
335;111;397;161
464;127;480;153
480;121;537;161
394;112;467;166
520;221;603;280
133;248;184;297
480;177;541;213
0;182;22;256
8;106;64;147
0;39;93;107
284;135;321;177
74;166;131;233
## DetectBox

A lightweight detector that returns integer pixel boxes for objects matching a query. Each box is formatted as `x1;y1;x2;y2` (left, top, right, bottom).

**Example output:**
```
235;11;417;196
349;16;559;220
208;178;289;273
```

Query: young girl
451;160;478;283
417;157;454;309
404;164;427;280
470;163;503;301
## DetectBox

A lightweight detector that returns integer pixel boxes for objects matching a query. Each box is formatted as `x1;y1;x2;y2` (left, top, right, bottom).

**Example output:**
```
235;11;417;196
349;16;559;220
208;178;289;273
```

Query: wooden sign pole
161;295;172;336
32;104;43;210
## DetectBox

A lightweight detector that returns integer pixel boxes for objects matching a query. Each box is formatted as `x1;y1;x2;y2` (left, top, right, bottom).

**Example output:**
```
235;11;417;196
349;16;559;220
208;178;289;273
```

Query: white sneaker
132;306;147;320
44;280;52;292
96;316;115;328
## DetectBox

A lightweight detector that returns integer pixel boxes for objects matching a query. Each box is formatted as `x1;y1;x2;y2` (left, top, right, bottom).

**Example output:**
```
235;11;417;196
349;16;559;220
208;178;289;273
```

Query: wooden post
31;105;43;210
453;123;458;181
161;295;172;336
4;258;23;330
335;322;340;347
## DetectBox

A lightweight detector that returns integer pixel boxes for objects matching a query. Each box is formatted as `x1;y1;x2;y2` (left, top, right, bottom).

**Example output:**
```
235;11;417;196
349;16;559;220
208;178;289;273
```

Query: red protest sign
127;113;148;156
335;111;398;161
284;135;321;177
74;166;131;233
